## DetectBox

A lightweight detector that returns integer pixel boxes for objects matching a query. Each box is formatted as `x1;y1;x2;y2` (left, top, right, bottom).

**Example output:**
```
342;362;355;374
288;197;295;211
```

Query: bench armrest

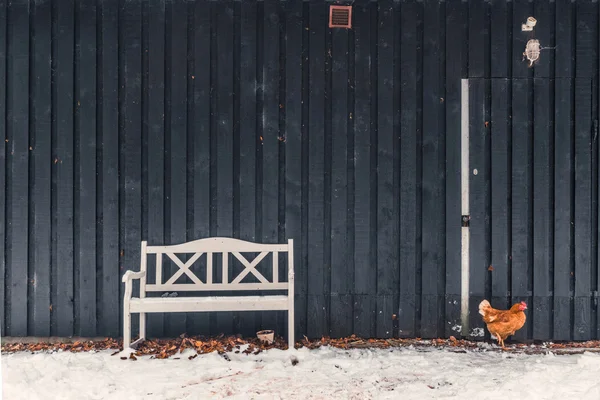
123;270;146;303
122;270;146;283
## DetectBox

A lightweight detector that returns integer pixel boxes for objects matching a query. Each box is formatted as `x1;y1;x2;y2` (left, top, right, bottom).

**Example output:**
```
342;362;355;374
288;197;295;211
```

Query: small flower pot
257;330;275;345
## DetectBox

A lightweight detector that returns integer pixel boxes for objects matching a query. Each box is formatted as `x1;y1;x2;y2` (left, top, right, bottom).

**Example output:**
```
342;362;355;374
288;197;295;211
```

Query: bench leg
288;310;295;350
139;312;146;341
123;309;131;350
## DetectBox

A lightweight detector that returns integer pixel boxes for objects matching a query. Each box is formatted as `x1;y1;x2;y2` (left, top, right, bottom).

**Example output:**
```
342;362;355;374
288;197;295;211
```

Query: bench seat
129;295;289;313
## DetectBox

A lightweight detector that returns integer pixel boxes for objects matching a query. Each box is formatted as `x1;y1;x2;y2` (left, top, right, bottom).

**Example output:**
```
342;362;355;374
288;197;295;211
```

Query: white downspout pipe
460;79;470;336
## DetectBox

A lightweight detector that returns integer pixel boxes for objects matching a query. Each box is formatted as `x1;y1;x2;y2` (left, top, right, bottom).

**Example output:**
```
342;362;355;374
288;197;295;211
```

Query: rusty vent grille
329;5;352;29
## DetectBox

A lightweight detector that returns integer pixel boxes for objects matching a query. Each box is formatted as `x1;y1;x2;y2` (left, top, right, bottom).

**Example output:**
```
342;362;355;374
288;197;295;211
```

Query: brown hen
478;300;527;349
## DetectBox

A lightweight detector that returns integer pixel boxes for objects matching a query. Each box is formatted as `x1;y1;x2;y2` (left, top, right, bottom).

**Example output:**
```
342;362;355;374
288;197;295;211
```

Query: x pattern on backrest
231;251;270;284
160;251;279;286
164;252;204;285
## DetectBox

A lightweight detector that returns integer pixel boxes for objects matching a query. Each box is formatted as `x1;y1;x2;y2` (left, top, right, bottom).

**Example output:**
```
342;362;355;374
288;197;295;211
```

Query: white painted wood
139;241;147;340
145;283;289;292
287;239;295;347
122;270;145;350
461;78;470;335
164;252;204;285
146;237;289;254
231;251;269;284
123;308;131;350
130;337;145;349
156;254;162;285
122;270;146;283
222;253;228;284
122;237;295;350
273;251;279;284
129;296;289;313
206;252;213;284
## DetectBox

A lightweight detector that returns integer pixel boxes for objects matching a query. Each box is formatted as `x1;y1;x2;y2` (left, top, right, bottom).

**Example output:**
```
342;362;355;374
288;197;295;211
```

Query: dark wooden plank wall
2;0;600;342
30;0;52;337
443;0;467;338
54;0;75;337
75;0;98;337
6;0;30;336
398;0;419;338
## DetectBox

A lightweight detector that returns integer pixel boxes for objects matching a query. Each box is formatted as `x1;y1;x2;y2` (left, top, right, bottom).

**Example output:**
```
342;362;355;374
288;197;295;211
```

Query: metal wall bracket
461;215;470;227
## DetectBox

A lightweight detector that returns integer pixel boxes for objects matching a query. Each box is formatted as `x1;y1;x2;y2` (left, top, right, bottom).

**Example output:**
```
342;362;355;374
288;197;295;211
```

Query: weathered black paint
443;0;466;339
2;0;600;342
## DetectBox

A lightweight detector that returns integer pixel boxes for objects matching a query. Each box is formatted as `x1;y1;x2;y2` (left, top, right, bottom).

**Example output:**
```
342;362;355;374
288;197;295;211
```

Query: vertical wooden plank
575;0;598;80
284;0;304;342
275;3;287;340
467;0;491;339
191;0;210;336
375;0;397;339
444;0;467;338
215;0;235;335
323;3;333;339
511;78;533;342
29;0;52;337
489;4;510;322
230;1;242;337
552;0;574;342
467;0;486;78
296;0;310;341
490;79;511;312
532;0;553;79
234;0;258;337
512;0;533;78
260;0;281;334
420;0;445;339
468;79;490;340
120;0;142;337
345;13;356;340
553;78;573;341
186;0;196;318
74;0;97;337
555;0;573;79
398;0;418;338
164;0;188;338
6;0;29;336
352;2;376;338
467;0;488;336
329;14;351;338
573;0;597;341
532;78;553;340
98;0;120;337
490;0;509;78
307;1;326;339
53;0;75;337
0;0;6;337
140;0;149;335
574;80;593;341
145;0;165;338
597;4;600;342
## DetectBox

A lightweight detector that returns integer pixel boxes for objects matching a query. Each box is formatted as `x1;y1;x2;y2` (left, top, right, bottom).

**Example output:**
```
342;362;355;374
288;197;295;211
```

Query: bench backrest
138;238;294;297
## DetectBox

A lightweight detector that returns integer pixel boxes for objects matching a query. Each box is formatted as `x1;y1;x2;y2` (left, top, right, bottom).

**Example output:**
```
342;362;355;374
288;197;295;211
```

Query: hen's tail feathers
479;299;491;316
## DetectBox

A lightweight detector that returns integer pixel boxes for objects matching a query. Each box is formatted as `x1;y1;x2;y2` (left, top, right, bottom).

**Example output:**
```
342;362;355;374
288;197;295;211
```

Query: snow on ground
3;346;600;400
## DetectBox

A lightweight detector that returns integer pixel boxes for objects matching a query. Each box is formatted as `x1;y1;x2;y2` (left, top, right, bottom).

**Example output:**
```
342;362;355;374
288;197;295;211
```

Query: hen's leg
490;332;500;346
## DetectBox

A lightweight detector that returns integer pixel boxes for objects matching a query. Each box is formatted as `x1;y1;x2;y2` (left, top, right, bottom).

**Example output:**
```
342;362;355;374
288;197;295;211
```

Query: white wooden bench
122;238;295;349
